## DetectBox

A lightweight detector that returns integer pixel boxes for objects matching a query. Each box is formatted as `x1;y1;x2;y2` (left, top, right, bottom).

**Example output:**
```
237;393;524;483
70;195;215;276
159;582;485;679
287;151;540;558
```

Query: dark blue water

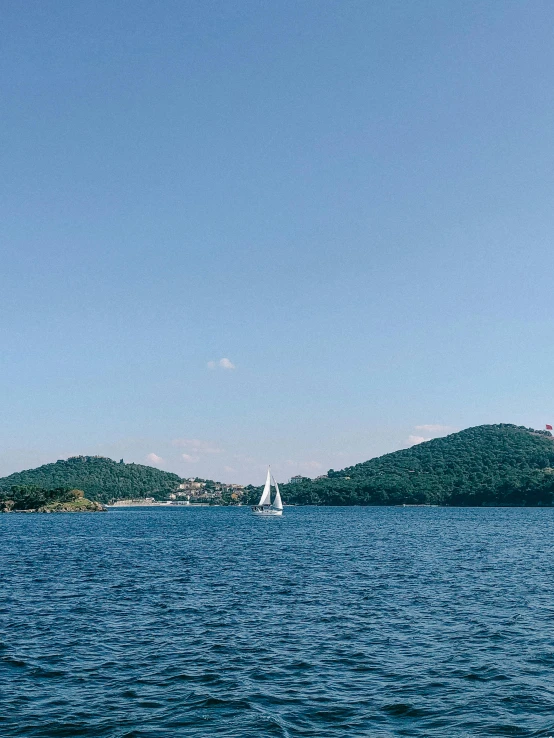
2;507;554;737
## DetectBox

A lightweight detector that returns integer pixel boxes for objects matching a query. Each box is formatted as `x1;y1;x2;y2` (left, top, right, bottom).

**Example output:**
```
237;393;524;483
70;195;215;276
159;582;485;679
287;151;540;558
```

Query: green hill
0;456;181;504
5;425;554;508
0;487;104;513
266;424;554;507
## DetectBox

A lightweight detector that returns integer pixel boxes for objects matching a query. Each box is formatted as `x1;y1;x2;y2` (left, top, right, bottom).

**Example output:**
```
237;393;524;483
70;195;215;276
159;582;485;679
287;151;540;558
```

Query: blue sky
2;1;554;484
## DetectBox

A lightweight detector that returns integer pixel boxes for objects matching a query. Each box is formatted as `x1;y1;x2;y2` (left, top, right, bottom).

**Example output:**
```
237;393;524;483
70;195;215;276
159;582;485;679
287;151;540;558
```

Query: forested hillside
254;425;554;507
4;425;554;507
0;456;181;503
0;486;104;512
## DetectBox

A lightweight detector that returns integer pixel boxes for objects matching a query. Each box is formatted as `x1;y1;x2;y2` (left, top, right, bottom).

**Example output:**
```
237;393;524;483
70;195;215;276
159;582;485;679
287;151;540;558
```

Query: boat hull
251;506;283;516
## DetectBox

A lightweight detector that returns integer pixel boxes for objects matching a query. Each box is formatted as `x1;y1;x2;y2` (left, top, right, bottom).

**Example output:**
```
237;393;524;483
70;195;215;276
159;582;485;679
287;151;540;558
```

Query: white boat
251;467;283;516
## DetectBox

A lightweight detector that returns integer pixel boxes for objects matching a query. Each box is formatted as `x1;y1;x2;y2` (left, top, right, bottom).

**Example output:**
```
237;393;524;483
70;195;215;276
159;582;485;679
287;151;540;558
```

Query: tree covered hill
269;424;554;507
0;456;181;503
4;425;554;508
0;486;104;512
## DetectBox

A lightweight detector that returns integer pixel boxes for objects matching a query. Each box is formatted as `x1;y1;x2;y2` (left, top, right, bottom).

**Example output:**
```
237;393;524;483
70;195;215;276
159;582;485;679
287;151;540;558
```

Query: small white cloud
415;424;452;433
285;460;323;471
408;435;430;446
207;358;236;370
146;453;164;465
182;453;199;463
224;465;237;473
232;454;257;465
172;439;224;454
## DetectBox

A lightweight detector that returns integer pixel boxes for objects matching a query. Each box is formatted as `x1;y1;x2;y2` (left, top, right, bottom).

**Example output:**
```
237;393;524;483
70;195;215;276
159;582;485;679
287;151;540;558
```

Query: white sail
271;476;283;510
258;467;272;506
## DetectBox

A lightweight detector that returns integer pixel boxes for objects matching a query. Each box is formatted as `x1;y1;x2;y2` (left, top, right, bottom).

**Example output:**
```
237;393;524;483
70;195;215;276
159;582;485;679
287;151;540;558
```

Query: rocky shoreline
11;501;105;513
0;488;106;513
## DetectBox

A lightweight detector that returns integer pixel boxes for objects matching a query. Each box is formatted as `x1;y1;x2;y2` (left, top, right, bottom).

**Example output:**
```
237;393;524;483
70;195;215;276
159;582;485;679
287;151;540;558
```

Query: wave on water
2;506;554;737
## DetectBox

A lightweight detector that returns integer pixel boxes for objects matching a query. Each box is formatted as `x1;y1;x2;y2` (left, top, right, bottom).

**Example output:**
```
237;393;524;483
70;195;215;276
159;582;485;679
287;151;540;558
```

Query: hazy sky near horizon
2;0;554;484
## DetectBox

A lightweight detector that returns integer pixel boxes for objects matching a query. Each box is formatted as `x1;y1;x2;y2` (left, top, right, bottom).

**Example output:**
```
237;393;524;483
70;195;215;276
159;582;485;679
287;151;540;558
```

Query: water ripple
2;506;554;736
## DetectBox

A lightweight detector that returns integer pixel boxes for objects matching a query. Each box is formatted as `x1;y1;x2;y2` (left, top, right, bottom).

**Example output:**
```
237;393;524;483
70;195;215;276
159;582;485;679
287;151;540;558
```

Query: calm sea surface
2;506;554;737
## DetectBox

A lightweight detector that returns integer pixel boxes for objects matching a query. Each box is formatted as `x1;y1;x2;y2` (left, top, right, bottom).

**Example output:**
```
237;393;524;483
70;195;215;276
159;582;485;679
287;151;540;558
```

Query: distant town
174;474;328;500
109;475;332;507
173;478;246;502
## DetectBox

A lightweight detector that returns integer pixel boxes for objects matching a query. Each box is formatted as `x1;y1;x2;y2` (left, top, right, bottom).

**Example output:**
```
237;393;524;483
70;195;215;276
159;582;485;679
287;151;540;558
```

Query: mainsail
272;476;283;510
258;467;272;506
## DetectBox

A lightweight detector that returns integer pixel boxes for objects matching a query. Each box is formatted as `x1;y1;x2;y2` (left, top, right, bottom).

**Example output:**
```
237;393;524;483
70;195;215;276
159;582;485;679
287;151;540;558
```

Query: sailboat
251;467;283;516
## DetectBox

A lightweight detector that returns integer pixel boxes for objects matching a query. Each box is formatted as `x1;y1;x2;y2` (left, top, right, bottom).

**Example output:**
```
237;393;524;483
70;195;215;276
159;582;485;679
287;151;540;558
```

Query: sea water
2;506;554;737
